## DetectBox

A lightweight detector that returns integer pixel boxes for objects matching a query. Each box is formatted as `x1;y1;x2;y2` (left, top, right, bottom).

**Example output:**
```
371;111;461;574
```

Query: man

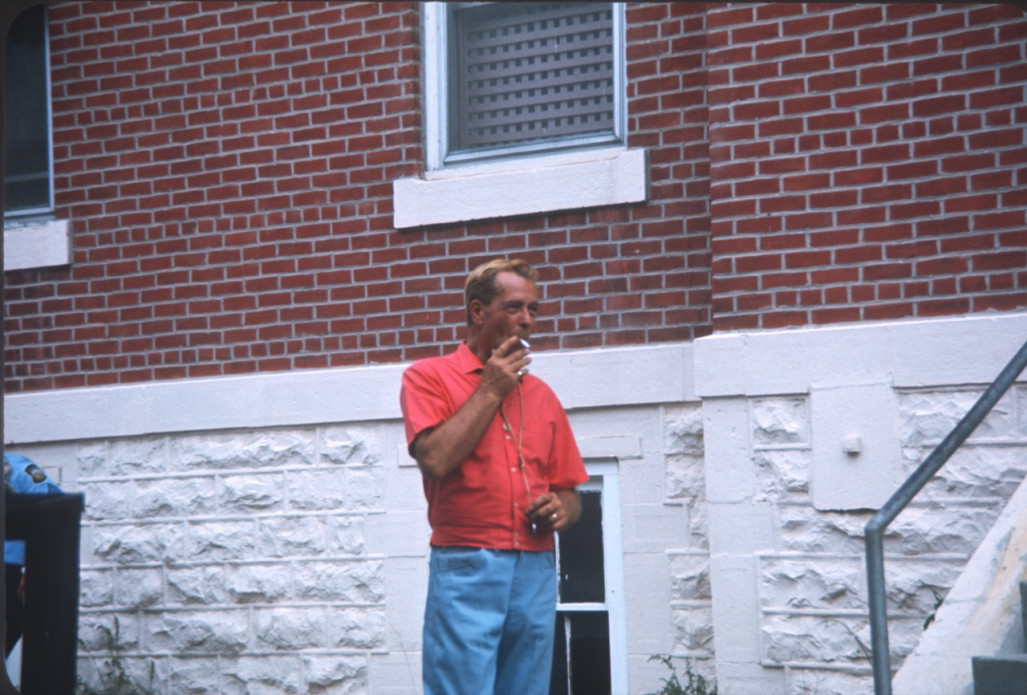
400;258;588;695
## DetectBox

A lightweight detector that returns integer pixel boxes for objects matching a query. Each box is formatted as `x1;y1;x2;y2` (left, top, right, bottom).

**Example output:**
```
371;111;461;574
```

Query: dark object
971;581;1027;695
6;492;84;695
5;564;25;657
972;655;1027;695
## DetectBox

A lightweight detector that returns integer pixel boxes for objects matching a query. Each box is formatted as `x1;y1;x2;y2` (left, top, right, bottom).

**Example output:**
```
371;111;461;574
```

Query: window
440;2;623;167
3;3;70;271
5;3;52;217
392;2;645;229
550;461;627;694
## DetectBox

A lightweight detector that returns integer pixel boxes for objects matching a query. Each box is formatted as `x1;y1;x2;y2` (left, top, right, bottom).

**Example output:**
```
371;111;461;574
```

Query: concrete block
366;509;430;557
707;659;786;694
147;609;249;654
294;559;385;603
171;429;315;470
80;569;114;607
109;436;168;475
326;607;387;649
114;567;163;607
134;475;218;518
753;449;811;501
617;455;669;506
226;562;292;603
253;607;328;649
218;655;306;694
81;480;137;520
78;611;139;652
306;654;369;694
811;380;901;511
167;565;229;606
94;523;183;564
752;397;809;447
220;472;286;512
708;556;762;663
668;551;712;602
707;501;775;555
168;658;219;694
621;502;691;552
368;651;422;695
256;516;328;557
703;398;755;503
623;552;675;656
320;425;384;466
758;555;863;612
325;515;368;555
190;520;259;560
900;389;1019;448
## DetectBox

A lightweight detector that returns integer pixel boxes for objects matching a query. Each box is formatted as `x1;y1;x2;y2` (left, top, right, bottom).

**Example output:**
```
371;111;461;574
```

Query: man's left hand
528;489;581;532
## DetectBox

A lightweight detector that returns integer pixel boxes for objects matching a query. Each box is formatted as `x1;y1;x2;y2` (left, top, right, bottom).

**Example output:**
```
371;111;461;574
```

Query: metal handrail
864;339;1027;695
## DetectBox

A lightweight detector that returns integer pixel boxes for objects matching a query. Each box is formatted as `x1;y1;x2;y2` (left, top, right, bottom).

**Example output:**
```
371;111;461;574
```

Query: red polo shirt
400;342;588;551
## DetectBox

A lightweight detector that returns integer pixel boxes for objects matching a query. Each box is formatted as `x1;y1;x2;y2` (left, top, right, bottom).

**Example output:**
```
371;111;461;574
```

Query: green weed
648;654;718;695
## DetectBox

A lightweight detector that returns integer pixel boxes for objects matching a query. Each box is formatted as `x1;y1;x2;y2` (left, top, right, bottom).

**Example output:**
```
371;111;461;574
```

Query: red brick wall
3;1;711;392
707;2;1027;330
4;2;1026;393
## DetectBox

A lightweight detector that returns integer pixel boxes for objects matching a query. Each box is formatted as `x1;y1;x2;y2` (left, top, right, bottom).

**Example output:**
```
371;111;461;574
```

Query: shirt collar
454;342;486;374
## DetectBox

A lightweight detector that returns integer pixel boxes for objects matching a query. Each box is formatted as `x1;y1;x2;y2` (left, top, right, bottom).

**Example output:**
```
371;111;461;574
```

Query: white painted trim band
3;218;71;271
392;148;647;229
694;312;1027;397
4;343;693;444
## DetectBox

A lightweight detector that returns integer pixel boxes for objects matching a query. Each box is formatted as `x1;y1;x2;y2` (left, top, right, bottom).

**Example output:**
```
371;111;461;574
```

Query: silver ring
551;513;558;521
517;369;525;378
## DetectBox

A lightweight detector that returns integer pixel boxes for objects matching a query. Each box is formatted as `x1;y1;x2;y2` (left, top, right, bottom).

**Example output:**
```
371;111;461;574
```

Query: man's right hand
412;336;530;481
480;336;531;398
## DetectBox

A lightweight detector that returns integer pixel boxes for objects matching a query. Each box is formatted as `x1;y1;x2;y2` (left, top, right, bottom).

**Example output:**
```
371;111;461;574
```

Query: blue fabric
4;454;63;565
423;547;556;695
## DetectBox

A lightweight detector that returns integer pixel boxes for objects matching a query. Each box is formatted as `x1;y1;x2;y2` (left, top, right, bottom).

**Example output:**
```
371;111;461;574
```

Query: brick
942;153;997;173
917;256;969;276
785;250;832;269
916;177;969;203
945;194;1000;214
890;200;942;219
972;251;1027;271
919;297;972;316
863;302;915;321
7;1;1027;394
974;293;1027;312
863;263;914;281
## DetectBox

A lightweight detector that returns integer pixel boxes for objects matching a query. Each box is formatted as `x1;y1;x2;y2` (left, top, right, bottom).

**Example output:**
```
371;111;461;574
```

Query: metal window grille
449;2;615;153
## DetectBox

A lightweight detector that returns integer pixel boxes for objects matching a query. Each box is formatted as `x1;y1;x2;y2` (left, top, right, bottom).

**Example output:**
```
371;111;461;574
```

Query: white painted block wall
5;313;1027;693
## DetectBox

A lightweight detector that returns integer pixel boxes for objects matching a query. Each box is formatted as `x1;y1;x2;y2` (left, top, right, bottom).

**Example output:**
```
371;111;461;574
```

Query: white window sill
392;147;647;229
4;218;71;271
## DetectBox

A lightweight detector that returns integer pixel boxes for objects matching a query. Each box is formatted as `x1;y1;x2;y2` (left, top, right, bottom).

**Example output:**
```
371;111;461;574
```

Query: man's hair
464;258;538;325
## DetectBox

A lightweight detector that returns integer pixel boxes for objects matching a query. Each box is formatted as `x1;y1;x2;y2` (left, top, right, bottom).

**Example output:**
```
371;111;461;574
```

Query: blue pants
423;547;556;695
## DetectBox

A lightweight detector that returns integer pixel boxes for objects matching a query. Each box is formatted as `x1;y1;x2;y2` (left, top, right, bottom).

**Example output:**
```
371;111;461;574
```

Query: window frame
3;3;70;272
4;2;55;220
393;2;644;230
552;459;628;694
423;1;626;172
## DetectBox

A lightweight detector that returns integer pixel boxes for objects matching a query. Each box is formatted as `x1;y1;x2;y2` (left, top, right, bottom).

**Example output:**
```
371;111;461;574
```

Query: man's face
475;271;539;354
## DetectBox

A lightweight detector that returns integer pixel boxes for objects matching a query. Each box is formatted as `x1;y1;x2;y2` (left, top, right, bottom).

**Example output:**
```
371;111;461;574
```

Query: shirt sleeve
400;361;454;448
544;392;589;491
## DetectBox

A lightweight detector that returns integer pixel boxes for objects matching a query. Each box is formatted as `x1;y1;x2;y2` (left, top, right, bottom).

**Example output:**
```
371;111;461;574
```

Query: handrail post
864;339;1027;695
865;521;891;695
